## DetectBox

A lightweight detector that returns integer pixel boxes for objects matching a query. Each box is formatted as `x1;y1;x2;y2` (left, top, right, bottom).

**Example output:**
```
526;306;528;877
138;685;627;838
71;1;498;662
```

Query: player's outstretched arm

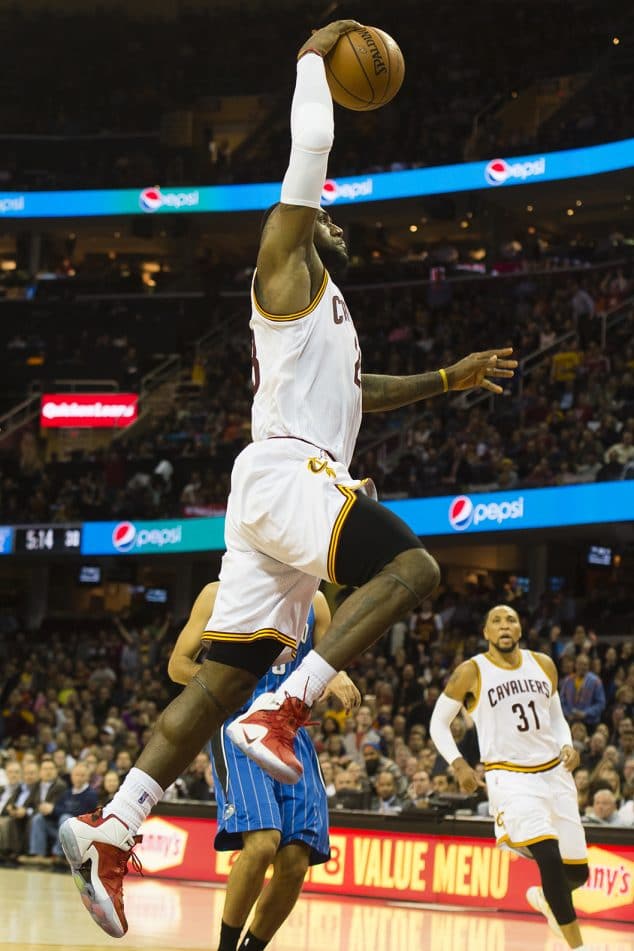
256;21;360;316
361;348;518;413
167;582;219;686
430;661;485;794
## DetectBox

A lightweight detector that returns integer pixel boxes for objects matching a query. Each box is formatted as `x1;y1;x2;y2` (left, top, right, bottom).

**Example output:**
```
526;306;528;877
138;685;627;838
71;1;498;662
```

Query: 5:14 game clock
14;525;82;553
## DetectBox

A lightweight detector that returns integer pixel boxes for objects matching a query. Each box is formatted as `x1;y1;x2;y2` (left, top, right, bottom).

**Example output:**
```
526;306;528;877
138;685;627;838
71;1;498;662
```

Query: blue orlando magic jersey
210;604;330;865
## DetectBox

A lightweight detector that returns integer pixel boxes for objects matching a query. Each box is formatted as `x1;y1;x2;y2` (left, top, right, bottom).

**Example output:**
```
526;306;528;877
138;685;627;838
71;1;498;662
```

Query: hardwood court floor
1;867;632;951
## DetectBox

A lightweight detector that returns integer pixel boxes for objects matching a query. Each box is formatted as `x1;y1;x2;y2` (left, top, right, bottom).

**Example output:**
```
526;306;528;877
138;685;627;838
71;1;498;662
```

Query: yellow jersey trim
530;651;556;692
253;268;329;322
483;651;522;672
201;628;296;649
484;756;560;774
465;658;481;712
562;857;589;865
327;485;357;584
499;833;557;849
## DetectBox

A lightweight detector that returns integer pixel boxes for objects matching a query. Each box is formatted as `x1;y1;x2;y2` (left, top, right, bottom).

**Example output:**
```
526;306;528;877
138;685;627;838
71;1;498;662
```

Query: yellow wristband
438;368;449;392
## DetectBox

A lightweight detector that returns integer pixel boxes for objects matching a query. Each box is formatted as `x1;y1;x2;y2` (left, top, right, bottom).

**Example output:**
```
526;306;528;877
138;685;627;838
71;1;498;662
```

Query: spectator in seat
583;788;622;826
328;769;370;811
402;769;433;812
97;770;121;809
595;448;624;482
0;761;23;860
181;751;214;801
560;653;606;730
1;761;39;860
343;705;381;764
21;762;97;864
604;429;634;467
371;771;404;815
362;742;407;797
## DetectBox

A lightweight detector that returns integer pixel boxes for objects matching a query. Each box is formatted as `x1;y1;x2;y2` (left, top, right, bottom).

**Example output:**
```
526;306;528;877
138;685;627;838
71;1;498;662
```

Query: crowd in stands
0;1;630;189
1;262;632;524
1;576;633;869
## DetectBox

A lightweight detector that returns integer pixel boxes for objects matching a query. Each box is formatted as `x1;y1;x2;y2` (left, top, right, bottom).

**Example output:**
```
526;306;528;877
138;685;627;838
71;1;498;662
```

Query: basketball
325;26;405;111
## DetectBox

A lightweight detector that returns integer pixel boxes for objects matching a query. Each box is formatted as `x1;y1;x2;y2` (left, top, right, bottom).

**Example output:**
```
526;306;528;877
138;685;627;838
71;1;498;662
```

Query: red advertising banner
134;815;634;925
40;392;138;428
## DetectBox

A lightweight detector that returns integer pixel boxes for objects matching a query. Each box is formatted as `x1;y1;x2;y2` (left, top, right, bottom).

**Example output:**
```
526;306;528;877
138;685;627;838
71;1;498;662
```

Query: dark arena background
0;1;632;949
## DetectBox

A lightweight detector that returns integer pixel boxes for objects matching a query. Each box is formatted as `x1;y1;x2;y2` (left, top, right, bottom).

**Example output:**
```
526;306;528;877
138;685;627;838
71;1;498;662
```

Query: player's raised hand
321;671;362;714
445;348;518;394
299;20;362;58
560;744;580;771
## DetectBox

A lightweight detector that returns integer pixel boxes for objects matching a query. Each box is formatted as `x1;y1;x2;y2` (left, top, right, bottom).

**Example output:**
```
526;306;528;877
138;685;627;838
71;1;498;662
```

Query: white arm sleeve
280;52;334;209
550;691;573;750
429;693;464;766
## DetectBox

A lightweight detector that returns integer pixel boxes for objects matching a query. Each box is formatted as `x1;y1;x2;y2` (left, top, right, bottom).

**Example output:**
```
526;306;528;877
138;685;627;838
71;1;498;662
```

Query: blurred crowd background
0;0;633;871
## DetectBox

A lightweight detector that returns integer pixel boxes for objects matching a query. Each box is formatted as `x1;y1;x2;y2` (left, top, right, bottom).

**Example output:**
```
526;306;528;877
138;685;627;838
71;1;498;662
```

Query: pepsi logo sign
448;495;474;531
321;177;373;205
139;187;200;213
448;495;525;531
112;521;137;552
484;156;546;186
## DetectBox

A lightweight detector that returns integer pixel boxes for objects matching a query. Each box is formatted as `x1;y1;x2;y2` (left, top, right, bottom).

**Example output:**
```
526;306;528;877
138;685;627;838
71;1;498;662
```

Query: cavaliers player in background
430;605;590;950
60;19;516;938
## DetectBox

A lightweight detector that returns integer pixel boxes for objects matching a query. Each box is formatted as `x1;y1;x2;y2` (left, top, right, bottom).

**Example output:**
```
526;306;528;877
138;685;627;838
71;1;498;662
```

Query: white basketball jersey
469;650;560;770
250;269;362;468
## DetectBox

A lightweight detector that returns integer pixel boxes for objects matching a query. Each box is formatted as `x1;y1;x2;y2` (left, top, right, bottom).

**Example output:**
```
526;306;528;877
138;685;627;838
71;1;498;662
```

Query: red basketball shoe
226;692;315;783
59;809;142;938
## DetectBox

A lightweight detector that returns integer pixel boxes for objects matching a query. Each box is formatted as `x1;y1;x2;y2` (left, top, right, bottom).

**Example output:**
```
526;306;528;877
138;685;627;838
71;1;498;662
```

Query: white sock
272;650;337;707
102;767;164;835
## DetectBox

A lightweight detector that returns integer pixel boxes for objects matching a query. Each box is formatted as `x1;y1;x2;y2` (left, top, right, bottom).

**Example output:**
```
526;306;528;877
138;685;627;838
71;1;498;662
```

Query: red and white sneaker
59;809;142;938
226;692;315;783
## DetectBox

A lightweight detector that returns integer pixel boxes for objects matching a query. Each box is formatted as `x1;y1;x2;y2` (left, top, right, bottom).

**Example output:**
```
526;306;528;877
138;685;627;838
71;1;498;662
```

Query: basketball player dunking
60;20;517;938
168;583;359;951
430;605;590;950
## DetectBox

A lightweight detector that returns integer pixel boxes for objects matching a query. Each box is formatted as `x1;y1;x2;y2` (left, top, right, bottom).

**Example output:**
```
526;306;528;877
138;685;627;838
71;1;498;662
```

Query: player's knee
381;547;441;606
274;845;310;885
566;862;589;889
242;830;280;870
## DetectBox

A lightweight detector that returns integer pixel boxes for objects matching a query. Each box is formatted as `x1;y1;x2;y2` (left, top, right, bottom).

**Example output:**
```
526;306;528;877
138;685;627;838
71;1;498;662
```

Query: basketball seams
344;31;375;106
325;57;370;108
376;30;391;106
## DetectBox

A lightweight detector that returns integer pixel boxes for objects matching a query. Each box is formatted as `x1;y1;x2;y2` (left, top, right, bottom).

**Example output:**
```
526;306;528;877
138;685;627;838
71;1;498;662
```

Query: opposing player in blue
168;582;360;951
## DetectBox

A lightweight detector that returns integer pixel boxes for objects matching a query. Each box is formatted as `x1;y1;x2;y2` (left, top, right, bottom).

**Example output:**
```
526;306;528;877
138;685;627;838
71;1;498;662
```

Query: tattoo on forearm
361;372;445;413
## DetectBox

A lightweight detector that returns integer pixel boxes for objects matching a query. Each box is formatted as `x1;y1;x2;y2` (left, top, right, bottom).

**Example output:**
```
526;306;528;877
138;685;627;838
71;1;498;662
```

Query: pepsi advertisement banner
81;518;225;556
0;481;629;557
0;137;632;218
385;481;634;536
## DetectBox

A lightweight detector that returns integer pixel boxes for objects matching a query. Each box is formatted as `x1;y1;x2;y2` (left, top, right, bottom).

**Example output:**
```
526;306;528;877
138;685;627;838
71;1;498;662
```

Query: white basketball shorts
486;763;587;863
202;438;369;657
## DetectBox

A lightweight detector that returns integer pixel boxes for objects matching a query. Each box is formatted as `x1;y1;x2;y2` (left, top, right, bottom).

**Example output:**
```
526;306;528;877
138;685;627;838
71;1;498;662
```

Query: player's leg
528;839;588;949
230;491;439;779
240;841;310;950
58;550;289;937
239;730;328;950
526;767;590;949
312;490;440;668
217;829;281;951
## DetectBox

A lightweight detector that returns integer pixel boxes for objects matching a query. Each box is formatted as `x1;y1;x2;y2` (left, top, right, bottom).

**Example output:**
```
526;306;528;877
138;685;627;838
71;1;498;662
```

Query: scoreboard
12;525;82;554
